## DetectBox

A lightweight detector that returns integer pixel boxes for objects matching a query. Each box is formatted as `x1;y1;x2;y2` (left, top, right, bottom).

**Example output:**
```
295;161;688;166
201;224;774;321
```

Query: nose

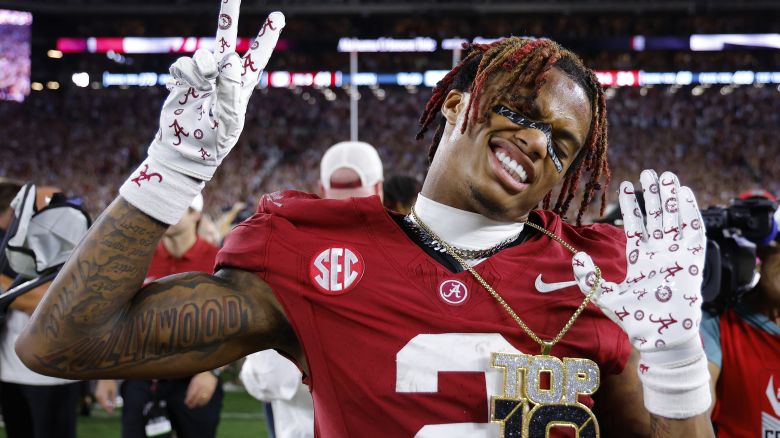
512;127;549;162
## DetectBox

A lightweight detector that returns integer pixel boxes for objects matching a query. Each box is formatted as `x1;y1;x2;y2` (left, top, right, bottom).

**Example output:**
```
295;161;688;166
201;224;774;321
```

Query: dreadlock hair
416;37;610;225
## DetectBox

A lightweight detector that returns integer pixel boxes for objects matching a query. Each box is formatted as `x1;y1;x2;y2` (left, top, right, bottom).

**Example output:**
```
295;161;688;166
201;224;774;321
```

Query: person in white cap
318;141;384;201
239;141;384;438
95;193;225;438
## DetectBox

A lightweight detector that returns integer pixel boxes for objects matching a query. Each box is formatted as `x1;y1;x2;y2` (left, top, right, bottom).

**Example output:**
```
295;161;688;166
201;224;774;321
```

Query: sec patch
310;246;365;295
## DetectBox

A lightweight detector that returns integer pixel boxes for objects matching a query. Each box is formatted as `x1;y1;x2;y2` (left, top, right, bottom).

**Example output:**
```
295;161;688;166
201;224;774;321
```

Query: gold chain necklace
410;205;601;355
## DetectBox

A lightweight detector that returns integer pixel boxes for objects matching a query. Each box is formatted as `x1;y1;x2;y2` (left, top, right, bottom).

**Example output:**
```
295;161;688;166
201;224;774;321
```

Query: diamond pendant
490;352;600;437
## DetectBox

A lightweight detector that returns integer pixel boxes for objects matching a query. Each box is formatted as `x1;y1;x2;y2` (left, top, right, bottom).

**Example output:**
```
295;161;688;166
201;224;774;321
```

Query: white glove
120;0;285;224
573;170;711;419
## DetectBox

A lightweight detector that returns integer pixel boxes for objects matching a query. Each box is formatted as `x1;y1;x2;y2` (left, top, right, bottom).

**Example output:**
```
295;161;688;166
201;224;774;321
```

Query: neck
413;194;524;250
162;229;198;258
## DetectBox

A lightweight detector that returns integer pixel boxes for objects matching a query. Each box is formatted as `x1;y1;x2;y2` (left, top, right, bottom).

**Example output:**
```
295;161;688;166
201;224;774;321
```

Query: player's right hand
147;0;285;181
572;170;706;360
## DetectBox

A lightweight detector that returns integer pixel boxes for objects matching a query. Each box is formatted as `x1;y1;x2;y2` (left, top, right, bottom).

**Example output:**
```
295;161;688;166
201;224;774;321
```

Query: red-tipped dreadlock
416;37;610;225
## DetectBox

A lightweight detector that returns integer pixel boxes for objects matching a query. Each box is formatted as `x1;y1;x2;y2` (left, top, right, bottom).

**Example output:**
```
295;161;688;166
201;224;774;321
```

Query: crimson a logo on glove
649;183;659;194
169;119;189;146
130;164;163;187
655;285;673;303
218;14;232;30
665;197;679;213
179;88;199;105
258;17;277;37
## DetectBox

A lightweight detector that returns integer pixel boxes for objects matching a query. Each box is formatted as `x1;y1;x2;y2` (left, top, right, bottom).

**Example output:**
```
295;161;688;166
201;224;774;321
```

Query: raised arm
574;170;714;437
16;2;292;379
17;198;299;379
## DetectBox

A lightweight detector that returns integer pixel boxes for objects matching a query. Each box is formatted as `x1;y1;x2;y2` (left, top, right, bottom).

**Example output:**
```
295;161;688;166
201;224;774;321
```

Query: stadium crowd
1;83;777;221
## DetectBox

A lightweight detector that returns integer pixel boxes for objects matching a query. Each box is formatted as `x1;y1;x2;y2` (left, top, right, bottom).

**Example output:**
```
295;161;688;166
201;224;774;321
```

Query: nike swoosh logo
767;375;780;417
534;274;578;293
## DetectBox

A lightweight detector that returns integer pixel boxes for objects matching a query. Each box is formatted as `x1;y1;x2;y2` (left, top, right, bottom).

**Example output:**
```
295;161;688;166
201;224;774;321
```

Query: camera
701;195;777;310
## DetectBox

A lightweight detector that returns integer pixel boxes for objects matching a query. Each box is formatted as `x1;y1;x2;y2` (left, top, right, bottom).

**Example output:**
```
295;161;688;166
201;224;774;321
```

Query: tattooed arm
595;350;714;437
16;198;302;379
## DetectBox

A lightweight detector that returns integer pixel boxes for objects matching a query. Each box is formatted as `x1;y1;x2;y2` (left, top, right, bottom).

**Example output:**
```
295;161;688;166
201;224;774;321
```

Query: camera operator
0;182;89;438
701;189;780;437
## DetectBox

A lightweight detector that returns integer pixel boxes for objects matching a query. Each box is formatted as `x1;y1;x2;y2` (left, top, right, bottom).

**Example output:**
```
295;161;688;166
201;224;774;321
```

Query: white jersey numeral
396;333;523;437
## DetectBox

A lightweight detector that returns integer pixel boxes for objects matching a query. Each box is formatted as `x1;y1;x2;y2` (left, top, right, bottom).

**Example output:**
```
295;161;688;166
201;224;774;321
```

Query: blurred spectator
1;84;776;222
319;140;384;200
0;184;85;438
240;350;314;438
240;139;385;438
0;178;22;290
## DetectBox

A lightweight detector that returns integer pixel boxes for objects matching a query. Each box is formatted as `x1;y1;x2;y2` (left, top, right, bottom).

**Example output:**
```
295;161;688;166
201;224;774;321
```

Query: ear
318;182;326;197
374;181;384;201
441;90;466;125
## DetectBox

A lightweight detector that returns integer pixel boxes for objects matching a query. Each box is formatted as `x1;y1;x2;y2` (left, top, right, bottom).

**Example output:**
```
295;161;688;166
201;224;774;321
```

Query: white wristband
119;157;204;225
637;337;712;419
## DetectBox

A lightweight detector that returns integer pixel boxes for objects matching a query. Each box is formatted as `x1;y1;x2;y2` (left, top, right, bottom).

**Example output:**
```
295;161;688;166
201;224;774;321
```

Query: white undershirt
411;194;525;266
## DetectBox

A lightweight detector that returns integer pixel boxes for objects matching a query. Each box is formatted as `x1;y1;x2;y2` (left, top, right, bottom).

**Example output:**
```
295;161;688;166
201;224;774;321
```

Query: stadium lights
98;69;780;89
57;33;780;56
31;82;43;91
337;37;437;53
47;49;63;59
0;9;32;26
690;34;780;51
46;81;60;90
72;72;90;88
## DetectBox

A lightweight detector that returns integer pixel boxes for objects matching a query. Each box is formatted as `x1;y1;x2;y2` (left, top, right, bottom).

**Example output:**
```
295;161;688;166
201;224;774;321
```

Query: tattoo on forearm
25;199;262;374
36;294;249;373
650;416;673;437
37;200;163;342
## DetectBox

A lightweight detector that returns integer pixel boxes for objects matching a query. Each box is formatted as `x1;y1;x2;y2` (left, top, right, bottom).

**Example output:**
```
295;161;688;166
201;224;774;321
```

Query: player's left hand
184;371;219;409
148;1;285;182
121;0;285;225
573;170;706;360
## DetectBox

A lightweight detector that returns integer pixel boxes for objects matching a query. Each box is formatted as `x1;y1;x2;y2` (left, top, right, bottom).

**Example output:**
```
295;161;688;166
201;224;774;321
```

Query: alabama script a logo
438;279;468;305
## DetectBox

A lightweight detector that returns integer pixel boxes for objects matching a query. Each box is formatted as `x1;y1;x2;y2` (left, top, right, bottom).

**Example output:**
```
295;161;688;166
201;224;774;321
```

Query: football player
17;2;713;436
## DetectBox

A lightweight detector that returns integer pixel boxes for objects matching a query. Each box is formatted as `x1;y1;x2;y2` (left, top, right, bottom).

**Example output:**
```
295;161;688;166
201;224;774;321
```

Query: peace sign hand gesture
120;1;285;224
571;170;711;419
149;1;285;181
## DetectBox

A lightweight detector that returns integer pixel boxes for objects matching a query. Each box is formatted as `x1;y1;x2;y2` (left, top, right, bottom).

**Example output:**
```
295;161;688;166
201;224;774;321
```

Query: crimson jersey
145;238;219;284
709;308;780;437
216;191;631;437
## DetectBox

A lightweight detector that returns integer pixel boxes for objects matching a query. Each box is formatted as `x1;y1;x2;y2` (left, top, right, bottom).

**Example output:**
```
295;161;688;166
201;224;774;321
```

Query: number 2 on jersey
396;333;600;437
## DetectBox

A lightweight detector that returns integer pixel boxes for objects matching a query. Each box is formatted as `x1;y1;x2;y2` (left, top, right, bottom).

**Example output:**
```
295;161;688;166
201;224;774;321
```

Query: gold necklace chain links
410;206;601;355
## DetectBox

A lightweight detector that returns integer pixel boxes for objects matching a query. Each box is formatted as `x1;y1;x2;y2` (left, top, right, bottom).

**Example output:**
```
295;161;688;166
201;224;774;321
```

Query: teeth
495;150;528;183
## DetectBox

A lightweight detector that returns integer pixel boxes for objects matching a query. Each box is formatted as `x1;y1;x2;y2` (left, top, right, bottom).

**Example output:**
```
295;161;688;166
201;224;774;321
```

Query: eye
552;141;568;159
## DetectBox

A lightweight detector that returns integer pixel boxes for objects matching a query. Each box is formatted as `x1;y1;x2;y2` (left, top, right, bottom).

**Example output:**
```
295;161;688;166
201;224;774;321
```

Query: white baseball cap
320;141;384;193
